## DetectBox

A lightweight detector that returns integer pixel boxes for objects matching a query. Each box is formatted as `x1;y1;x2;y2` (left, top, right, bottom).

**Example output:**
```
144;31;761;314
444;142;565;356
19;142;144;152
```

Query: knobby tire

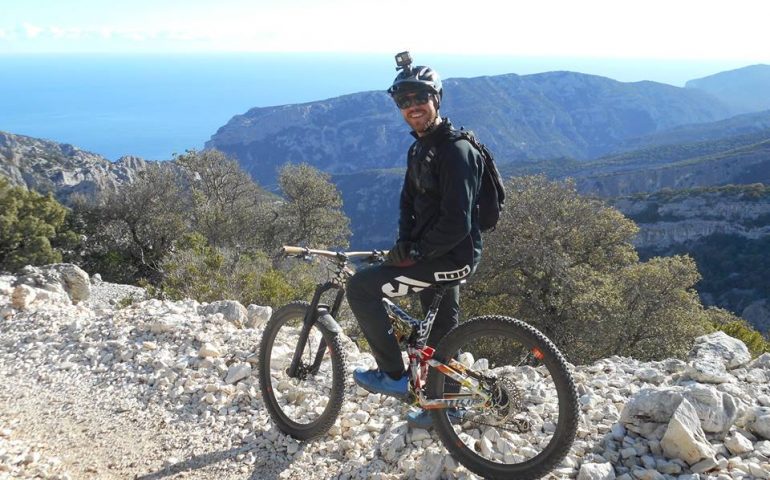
427;315;579;480
258;301;347;440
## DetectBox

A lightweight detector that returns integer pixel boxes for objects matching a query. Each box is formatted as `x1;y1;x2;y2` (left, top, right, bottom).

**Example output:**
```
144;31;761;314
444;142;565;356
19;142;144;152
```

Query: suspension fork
287;282;343;378
309;288;345;374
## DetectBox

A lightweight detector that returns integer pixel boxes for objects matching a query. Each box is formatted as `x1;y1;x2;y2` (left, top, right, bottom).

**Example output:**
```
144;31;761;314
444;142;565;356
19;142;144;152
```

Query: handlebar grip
281;246;307;255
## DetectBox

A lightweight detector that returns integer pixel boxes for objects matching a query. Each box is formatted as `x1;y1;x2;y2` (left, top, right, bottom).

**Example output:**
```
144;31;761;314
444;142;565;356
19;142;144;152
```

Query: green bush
160;234;315;307
466;175;712;364
0;178;80;272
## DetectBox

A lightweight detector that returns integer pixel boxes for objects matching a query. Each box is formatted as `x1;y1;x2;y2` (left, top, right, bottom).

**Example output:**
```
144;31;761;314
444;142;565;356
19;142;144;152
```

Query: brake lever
367;250;387;264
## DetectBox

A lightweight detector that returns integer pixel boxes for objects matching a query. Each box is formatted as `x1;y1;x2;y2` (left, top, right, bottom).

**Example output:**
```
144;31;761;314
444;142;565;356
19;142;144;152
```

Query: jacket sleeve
397;155;416;242
417;141;481;259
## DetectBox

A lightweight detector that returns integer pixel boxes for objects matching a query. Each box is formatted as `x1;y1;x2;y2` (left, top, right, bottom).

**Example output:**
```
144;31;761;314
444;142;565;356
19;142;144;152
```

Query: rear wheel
426;315;578;480
257;301;347;440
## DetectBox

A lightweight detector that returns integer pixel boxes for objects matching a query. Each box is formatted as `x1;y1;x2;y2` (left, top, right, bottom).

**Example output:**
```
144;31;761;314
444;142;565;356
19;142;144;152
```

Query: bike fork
287;283;345;378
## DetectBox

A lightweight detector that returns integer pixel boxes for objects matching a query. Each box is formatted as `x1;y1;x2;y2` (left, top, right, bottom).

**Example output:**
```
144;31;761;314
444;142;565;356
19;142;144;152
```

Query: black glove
384;241;416;266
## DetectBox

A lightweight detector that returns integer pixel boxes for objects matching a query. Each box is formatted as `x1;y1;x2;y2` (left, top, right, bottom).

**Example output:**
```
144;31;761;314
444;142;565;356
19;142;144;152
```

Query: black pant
346;257;471;374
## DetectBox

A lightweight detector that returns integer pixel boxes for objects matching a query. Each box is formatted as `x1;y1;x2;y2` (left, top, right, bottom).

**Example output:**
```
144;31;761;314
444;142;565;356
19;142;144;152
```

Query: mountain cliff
614;185;770;334
206;71;731;186
0;131;149;203
573;136;770;197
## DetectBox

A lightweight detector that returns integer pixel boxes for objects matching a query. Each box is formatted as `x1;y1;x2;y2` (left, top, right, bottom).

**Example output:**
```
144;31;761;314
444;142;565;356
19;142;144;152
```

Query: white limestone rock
0;305;16;319
756;440;770;456
750;353;770;370
199;300;248;327
50;263;91;303
380;427;407;462
660;398;716;465
724;431;754;455
246;304;272;328
577;462;616;480
689;456;718;474
635;368;665;384
149;314;186;334
224;362;251;384
620;384;737;437
199;343;223;358
689;331;751;370
685;357;734;384
15;263;90;304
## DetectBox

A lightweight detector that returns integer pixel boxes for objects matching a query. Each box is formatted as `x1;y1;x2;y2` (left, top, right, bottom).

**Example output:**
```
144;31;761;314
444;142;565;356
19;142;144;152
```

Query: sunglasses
394;91;433;109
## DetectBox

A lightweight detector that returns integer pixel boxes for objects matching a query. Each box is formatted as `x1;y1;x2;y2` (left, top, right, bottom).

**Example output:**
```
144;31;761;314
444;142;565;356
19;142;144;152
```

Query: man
346;52;484;429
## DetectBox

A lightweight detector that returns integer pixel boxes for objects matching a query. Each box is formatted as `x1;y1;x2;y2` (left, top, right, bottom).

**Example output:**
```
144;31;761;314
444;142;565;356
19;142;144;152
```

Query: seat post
425;279;466;315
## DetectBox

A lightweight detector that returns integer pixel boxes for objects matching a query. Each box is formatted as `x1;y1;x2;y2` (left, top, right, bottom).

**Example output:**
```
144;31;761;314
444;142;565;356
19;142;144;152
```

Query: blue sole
353;376;409;400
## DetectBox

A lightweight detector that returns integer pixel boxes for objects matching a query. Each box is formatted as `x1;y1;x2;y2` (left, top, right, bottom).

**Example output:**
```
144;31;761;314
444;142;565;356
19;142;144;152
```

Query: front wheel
257;301;347;440
426;315;579;480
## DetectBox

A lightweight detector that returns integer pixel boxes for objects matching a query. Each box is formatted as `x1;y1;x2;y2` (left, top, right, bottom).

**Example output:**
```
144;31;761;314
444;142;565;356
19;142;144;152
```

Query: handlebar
280;245;387;263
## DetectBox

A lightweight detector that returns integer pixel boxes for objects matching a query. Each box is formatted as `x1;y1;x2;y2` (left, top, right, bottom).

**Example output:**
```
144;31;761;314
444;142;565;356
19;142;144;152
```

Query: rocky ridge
206;72;731;187
0;131;149;204
613;188;770;250
1;265;770;479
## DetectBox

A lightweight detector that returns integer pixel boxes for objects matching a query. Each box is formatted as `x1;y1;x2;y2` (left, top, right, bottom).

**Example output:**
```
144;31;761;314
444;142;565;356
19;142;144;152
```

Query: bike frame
282;246;491;410
383;293;491;410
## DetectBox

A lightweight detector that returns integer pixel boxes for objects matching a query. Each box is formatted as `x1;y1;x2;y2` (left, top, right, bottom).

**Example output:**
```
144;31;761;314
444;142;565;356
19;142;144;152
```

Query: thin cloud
50;26;84;40
22;23;44;39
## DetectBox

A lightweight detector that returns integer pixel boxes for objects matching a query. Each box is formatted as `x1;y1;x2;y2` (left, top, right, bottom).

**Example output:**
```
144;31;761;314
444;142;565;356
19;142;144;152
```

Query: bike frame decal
408;347;491;409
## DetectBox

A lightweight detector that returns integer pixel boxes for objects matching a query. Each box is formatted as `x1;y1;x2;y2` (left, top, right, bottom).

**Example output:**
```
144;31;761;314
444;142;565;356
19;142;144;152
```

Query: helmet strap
431;94;440;111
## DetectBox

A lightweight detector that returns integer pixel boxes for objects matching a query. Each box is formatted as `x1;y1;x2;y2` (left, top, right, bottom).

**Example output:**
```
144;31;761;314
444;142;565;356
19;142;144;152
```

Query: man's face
394;90;438;136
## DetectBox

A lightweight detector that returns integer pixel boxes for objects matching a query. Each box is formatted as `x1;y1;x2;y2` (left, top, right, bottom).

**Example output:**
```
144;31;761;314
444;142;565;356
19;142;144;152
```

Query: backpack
425;130;505;232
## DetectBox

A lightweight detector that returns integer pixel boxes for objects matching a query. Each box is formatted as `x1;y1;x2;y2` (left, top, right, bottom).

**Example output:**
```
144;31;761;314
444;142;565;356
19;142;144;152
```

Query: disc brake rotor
464;375;532;433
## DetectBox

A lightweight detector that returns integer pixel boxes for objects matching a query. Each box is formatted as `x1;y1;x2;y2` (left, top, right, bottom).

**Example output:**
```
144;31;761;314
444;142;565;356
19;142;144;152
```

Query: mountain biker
346;52;484;429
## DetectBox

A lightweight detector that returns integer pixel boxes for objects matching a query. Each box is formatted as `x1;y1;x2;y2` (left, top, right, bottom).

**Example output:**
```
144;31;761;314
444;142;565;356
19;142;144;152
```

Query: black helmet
387;52;443;101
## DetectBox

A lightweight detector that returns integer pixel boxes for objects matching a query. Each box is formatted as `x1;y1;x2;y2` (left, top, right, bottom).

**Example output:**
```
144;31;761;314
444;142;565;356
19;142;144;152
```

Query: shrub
0;178;80;272
466;176;712;363
161;234;315;307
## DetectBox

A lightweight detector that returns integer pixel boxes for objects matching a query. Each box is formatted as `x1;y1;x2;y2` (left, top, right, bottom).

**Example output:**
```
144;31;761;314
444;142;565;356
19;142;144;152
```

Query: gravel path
0;278;289;480
3;268;770;480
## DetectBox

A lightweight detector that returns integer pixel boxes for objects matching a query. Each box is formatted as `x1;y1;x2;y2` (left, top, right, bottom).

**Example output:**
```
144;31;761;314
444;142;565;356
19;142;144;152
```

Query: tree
74;164;188;284
465;175;709;363
600;255;707;361
0;178;79;272
175;149;274;250
270;163;351;249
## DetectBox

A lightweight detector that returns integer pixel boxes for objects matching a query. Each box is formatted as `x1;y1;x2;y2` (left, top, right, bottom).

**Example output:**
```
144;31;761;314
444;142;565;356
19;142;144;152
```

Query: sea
0;53;750;161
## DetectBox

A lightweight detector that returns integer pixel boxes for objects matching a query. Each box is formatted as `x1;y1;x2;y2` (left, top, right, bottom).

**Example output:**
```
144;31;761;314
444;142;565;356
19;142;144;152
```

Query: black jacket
398;118;483;268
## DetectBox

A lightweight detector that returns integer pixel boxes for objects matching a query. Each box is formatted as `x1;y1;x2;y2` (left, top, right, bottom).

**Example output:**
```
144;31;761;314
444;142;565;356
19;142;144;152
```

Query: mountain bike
257;246;579;480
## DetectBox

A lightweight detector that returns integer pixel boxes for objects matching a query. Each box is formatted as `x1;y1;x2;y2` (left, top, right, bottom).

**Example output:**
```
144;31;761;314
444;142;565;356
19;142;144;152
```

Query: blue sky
1;0;769;62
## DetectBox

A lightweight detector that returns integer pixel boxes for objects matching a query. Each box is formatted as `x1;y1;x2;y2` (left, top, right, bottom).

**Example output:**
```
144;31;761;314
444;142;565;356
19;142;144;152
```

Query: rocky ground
1;264;770;480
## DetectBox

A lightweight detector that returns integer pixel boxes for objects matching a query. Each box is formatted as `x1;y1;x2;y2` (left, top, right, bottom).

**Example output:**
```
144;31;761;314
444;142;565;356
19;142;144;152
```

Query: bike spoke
428;316;578;478
268;318;333;426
